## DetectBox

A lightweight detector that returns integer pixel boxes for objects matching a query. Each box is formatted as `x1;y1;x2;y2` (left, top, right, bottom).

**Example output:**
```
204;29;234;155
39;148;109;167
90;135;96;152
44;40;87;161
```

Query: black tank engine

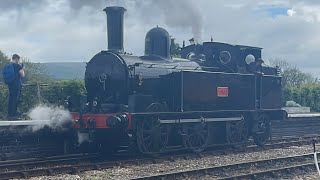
70;6;286;155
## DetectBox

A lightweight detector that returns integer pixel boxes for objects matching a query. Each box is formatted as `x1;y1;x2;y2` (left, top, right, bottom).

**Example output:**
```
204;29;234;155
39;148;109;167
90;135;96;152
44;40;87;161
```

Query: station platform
288;113;320;118
0;120;51;126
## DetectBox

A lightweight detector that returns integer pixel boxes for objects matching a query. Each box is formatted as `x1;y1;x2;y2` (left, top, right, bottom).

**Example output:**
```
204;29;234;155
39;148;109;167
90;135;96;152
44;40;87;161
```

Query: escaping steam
28;105;89;145
77;132;89;144
27;104;72;132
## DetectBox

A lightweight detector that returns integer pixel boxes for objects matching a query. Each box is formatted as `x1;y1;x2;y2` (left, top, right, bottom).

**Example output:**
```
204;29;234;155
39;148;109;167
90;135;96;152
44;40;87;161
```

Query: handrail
0;82;48;86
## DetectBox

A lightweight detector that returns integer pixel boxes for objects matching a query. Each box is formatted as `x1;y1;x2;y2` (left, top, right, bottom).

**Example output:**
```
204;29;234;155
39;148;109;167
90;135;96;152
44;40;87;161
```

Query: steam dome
145;27;171;59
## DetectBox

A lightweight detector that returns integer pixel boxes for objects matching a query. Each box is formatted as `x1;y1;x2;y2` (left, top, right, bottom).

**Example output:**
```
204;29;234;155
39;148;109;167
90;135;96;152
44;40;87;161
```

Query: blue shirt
11;63;23;87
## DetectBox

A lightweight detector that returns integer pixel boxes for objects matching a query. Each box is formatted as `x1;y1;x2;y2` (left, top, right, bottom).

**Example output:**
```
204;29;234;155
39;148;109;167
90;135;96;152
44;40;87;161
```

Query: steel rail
131;153;317;180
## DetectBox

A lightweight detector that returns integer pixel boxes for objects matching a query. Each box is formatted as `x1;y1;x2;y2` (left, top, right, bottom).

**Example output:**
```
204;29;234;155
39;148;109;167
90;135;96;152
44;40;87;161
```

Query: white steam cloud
27;105;88;145
77;132;89;144
27;104;72;132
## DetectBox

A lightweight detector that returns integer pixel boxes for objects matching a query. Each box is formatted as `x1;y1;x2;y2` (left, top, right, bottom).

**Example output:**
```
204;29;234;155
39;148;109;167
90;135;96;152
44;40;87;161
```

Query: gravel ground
23;145;320;180
292;172;320;180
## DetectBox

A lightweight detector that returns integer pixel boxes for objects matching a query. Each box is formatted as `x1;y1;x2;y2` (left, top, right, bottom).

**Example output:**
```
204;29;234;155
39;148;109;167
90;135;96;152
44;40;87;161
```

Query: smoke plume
152;0;203;42
0;0;204;61
66;0;204;42
27;104;72;132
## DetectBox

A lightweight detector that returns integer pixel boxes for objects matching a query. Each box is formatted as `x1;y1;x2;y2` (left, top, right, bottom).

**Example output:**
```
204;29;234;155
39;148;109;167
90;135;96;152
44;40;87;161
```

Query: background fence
0;80;85;119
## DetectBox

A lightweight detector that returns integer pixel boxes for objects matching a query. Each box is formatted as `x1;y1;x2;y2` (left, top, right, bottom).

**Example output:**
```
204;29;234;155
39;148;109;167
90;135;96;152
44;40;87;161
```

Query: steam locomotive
68;6;286;155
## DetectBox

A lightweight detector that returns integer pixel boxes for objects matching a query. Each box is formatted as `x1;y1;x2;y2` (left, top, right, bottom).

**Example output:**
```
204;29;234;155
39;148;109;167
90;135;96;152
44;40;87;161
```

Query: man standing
248;58;264;74
247;58;264;109
3;54;25;120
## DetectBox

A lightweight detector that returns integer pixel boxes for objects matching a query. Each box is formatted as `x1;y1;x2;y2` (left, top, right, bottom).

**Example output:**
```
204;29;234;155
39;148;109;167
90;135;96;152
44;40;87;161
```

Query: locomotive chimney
103;6;126;53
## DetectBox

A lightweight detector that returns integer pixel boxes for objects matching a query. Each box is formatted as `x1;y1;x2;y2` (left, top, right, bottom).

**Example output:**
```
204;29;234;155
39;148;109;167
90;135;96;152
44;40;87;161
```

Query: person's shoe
7;116;15;121
7;116;22;121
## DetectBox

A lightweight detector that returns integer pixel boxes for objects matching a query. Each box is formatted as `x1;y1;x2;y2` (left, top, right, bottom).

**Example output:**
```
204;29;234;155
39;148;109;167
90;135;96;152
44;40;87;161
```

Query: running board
159;117;243;124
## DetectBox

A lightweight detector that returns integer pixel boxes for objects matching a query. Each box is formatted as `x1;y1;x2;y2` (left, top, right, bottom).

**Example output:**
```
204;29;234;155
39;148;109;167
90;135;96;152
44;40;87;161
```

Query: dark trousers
8;84;21;118
255;74;262;109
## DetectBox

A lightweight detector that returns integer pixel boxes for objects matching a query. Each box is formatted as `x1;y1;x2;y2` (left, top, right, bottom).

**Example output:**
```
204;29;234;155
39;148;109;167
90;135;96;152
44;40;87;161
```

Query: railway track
272;118;320;138
0;114;317;161
0;125;67;161
0;139;66;160
0;143;63;161
0;136;318;180
0;116;317;179
0;153;98;171
132;153;318;180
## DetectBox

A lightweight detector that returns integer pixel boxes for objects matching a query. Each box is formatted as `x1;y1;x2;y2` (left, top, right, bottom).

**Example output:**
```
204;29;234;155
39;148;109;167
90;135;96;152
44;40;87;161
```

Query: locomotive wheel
182;122;209;153
253;115;271;146
226;118;249;146
145;102;166;112
63;131;81;154
136;103;169;154
136;118;168;154
63;139;78;154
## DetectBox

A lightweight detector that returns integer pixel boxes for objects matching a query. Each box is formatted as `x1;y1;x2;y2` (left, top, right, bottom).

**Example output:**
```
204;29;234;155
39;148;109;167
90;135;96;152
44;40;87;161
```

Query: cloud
0;0;320;77
289;4;320;23
257;5;290;18
287;9;296;16
0;0;47;11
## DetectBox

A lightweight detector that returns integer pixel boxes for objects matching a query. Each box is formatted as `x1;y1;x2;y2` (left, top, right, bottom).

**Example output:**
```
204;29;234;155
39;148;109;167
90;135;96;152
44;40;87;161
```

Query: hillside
42;62;86;80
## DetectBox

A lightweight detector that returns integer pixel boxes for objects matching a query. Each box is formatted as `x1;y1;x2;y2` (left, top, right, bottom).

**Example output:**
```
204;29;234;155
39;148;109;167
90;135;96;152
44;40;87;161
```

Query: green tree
0;51;10;82
270;58;320;111
269;58;317;88
20;57;51;83
0;52;50;84
170;38;181;58
41;79;86;110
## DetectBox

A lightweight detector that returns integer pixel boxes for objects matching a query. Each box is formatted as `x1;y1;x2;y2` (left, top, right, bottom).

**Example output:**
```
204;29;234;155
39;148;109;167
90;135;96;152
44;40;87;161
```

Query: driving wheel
226;118;249;146
182;122;209;153
253;114;271;146
136;103;169;154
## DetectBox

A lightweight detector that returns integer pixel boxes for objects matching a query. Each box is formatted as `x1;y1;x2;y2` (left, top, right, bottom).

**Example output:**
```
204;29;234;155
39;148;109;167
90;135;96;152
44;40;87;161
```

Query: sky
1;0;320;76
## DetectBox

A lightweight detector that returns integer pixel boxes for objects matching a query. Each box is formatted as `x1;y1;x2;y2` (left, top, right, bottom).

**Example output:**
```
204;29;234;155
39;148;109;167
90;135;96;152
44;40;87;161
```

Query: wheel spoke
198;134;206;145
253;115;270;146
143;135;151;142
183;123;208;152
145;140;152;150
143;130;152;134
226;120;248;144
